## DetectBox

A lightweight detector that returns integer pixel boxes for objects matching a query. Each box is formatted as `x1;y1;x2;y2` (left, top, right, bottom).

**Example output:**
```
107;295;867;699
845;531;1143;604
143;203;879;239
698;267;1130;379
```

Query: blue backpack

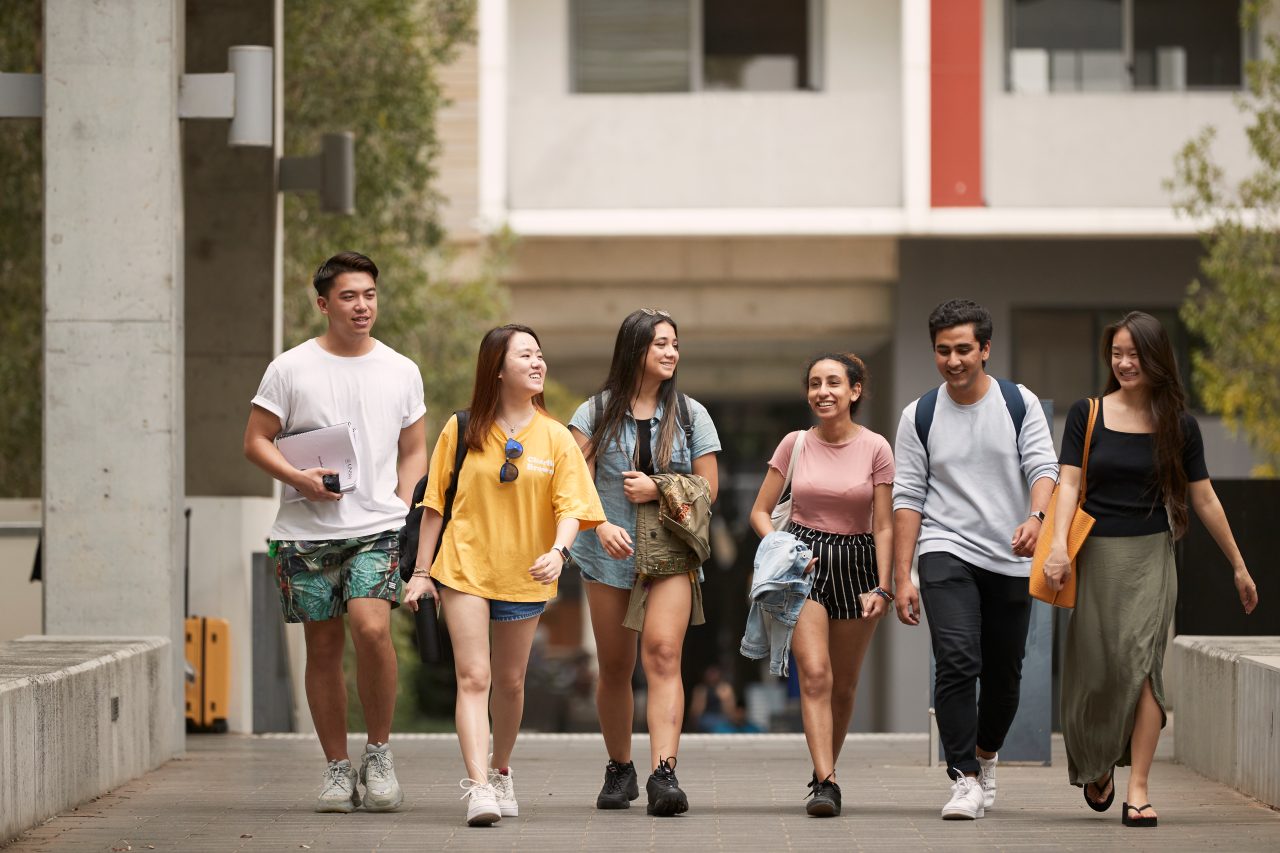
913;379;1027;462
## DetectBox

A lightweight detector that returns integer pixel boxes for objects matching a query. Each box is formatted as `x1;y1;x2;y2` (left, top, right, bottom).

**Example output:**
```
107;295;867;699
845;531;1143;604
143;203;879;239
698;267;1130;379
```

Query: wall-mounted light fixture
279;132;356;215
0;73;40;118
2;44;273;150
178;46;274;147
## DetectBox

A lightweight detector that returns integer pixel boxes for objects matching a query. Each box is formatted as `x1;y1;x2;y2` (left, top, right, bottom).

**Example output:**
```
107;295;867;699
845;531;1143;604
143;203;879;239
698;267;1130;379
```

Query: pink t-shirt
768;427;895;535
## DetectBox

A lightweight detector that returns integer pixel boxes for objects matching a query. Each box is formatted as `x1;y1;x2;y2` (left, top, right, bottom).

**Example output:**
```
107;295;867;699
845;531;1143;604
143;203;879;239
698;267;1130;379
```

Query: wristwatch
553;545;572;564
1029;510;1046;523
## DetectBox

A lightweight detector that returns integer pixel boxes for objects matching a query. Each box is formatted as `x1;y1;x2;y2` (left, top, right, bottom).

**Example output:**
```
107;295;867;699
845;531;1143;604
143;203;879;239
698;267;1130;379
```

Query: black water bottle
414;600;443;663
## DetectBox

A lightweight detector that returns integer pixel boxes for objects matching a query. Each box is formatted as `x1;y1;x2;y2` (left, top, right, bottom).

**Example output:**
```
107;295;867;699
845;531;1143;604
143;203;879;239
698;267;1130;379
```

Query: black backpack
398;409;470;582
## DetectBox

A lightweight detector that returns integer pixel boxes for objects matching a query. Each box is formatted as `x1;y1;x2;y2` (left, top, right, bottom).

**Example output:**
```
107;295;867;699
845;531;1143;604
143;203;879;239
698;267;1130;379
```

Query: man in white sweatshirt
892;299;1058;820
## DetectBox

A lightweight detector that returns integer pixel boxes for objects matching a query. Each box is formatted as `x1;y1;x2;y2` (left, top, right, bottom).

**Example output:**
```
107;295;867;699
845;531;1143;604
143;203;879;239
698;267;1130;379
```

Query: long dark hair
1101;311;1190;538
587;310;682;472
463;324;547;451
805;352;869;421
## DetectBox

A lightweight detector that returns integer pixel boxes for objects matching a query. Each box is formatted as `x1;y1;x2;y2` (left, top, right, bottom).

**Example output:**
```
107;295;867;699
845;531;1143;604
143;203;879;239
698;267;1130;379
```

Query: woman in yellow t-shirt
404;324;605;827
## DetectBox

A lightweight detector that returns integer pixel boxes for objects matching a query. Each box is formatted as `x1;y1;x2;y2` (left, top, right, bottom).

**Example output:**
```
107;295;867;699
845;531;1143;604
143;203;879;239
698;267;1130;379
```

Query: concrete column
42;0;185;755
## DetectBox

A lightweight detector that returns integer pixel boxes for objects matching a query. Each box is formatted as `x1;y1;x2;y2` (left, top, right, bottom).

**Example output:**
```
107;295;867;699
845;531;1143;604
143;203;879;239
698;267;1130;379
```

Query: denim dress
568;392;721;590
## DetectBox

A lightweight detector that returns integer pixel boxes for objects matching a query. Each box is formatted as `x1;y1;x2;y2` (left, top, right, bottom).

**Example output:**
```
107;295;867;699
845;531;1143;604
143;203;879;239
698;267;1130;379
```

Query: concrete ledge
0;636;175;844
1170;635;1280;808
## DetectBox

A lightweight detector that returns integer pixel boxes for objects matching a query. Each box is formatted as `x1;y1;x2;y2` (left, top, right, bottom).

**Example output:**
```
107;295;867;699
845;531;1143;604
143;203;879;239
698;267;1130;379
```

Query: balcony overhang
498;207;1228;239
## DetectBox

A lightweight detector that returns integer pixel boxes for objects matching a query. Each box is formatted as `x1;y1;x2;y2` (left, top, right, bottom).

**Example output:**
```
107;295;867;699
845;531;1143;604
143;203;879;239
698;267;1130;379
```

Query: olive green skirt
1061;531;1176;786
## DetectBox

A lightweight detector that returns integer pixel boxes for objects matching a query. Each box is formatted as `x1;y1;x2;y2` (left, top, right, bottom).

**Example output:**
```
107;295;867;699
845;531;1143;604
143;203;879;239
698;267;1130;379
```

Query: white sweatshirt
892;379;1059;578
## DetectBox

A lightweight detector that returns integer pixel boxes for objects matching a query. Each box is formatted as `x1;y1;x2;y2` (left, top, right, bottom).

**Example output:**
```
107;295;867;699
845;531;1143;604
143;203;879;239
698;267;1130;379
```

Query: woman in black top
1044;312;1258;827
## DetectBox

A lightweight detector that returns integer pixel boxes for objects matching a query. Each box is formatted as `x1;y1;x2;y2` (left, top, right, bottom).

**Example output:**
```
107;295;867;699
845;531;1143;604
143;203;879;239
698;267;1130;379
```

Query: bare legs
442;587;540;780
302;598;396;762
1125;679;1163;819
348;598;396;745
587;583;638;764
791;599;879;782
587;576;693;770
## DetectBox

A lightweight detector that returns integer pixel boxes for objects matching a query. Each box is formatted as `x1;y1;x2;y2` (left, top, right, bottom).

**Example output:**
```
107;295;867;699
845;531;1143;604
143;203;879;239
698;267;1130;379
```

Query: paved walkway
6;732;1278;852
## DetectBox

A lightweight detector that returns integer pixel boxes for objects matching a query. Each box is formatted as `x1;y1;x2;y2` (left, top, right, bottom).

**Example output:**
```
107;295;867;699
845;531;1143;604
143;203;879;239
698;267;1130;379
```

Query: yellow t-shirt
425;410;605;602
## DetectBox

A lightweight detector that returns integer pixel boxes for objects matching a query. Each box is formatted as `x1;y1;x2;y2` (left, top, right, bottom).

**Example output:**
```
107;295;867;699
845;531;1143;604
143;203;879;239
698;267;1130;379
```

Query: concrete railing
1170;635;1280;809
0;636;176;844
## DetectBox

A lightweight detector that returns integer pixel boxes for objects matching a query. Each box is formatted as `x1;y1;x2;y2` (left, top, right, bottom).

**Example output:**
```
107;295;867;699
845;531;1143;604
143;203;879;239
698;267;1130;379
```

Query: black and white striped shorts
788;522;879;620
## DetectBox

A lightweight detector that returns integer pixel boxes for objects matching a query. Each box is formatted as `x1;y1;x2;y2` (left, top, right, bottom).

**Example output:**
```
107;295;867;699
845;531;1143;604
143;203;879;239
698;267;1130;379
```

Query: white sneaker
460;778;502;826
942;772;985;820
316;759;360;813
359;742;404;812
977;753;997;810
488;766;518;817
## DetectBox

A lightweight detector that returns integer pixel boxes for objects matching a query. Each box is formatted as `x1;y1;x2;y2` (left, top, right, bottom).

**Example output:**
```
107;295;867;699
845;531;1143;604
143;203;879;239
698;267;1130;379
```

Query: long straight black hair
587;310;682;472
1101;311;1190;538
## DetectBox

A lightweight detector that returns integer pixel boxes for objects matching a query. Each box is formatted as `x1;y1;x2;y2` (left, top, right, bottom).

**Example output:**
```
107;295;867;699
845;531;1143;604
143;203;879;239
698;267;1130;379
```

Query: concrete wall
0;500;41;642
0;637;172;844
981;0;1256;208
507;0;902;209
1170;636;1280;808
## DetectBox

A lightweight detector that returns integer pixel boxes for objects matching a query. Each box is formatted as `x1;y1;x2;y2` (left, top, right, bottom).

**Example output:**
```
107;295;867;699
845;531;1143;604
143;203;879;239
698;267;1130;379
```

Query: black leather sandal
1083;769;1115;812
1122;802;1158;827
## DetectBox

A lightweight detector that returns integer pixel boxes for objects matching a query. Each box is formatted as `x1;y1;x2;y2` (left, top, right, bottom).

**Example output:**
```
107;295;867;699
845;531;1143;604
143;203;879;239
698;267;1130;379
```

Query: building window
570;0;822;94
1011;307;1199;411
1007;0;1247;93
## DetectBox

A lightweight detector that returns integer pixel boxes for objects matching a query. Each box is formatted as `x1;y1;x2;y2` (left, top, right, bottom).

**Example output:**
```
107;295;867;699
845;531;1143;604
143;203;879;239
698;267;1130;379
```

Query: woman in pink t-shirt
749;353;896;817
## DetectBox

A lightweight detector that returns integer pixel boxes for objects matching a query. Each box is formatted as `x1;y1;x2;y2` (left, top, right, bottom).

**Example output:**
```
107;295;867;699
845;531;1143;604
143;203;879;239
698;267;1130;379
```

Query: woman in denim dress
569;309;721;817
749;353;895;817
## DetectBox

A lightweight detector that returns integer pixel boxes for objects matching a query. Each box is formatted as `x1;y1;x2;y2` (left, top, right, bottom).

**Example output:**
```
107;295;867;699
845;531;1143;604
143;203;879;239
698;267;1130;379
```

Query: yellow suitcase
185;616;231;732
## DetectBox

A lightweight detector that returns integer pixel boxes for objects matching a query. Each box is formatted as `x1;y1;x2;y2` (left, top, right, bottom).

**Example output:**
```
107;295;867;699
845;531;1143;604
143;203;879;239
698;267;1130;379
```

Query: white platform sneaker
942;772;985;820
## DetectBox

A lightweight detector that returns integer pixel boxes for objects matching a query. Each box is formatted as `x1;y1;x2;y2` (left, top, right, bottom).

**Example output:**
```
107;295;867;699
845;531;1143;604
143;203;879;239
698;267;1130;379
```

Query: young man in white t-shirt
244;252;427;813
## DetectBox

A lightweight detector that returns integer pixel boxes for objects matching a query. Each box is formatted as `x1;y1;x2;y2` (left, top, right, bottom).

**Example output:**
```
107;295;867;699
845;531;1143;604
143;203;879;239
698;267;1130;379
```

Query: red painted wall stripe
931;0;983;207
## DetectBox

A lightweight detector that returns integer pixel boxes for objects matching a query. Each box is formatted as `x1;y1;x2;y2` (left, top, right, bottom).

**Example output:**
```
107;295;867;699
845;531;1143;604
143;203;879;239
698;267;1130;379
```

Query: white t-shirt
251;338;427;541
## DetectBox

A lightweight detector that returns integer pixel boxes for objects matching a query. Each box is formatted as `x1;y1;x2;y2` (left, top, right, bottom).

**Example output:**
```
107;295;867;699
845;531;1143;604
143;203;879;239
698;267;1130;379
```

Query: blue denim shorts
436;583;546;622
490;599;546;622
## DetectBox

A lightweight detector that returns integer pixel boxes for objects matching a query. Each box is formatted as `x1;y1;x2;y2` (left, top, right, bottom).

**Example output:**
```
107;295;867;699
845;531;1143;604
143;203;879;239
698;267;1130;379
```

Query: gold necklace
498;410;535;435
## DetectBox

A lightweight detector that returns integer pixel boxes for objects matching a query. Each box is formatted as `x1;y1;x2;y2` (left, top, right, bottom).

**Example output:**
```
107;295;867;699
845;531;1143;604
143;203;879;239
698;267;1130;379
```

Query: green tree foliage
283;0;508;431
0;1;42;497
283;0;516;729
1170;3;1280;475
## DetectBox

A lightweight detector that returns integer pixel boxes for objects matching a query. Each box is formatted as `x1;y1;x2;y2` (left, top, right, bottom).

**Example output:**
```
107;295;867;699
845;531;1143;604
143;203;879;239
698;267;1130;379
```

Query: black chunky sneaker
596;759;640;809
806;773;842;817
645;756;689;816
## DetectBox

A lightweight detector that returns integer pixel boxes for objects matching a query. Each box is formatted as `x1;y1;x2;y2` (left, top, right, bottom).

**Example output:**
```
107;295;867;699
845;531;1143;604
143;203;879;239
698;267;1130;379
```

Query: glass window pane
1133;0;1242;90
571;0;692;93
702;0;813;91
1010;0;1125;91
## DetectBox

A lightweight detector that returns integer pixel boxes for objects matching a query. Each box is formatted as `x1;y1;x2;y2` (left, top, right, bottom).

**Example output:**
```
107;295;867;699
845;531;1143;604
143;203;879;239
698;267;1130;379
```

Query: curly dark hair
804;352;869;420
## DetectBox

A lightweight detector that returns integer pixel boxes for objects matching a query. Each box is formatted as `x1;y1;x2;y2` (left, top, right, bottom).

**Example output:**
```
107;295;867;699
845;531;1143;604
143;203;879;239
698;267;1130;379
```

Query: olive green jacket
622;473;712;632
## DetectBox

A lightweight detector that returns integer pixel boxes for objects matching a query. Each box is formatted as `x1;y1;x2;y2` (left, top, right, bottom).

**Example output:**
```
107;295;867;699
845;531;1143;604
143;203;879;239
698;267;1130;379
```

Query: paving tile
4;733;1278;851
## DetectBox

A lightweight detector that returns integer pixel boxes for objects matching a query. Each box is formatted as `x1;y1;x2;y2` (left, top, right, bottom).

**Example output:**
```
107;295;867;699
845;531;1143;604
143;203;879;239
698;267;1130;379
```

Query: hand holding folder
275;423;359;502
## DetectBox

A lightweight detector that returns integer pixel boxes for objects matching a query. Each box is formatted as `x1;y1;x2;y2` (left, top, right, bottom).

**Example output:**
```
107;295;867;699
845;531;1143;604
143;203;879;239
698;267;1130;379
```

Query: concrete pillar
42;0;185;755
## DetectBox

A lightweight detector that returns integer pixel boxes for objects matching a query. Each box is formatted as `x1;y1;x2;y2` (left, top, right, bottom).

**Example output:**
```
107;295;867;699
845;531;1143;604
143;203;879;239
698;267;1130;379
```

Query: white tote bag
769;430;807;531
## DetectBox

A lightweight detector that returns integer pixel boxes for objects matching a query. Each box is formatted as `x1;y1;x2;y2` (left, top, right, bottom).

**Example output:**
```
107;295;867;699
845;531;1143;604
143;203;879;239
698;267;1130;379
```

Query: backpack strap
441;409;469;528
914;380;1028;465
997;379;1027;440
914;386;940;461
677;393;695;448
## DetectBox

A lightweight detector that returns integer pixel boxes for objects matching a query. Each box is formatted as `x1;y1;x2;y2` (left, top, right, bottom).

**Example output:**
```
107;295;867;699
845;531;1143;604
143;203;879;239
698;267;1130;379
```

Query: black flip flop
1083;770;1115;812
1122;802;1158;827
